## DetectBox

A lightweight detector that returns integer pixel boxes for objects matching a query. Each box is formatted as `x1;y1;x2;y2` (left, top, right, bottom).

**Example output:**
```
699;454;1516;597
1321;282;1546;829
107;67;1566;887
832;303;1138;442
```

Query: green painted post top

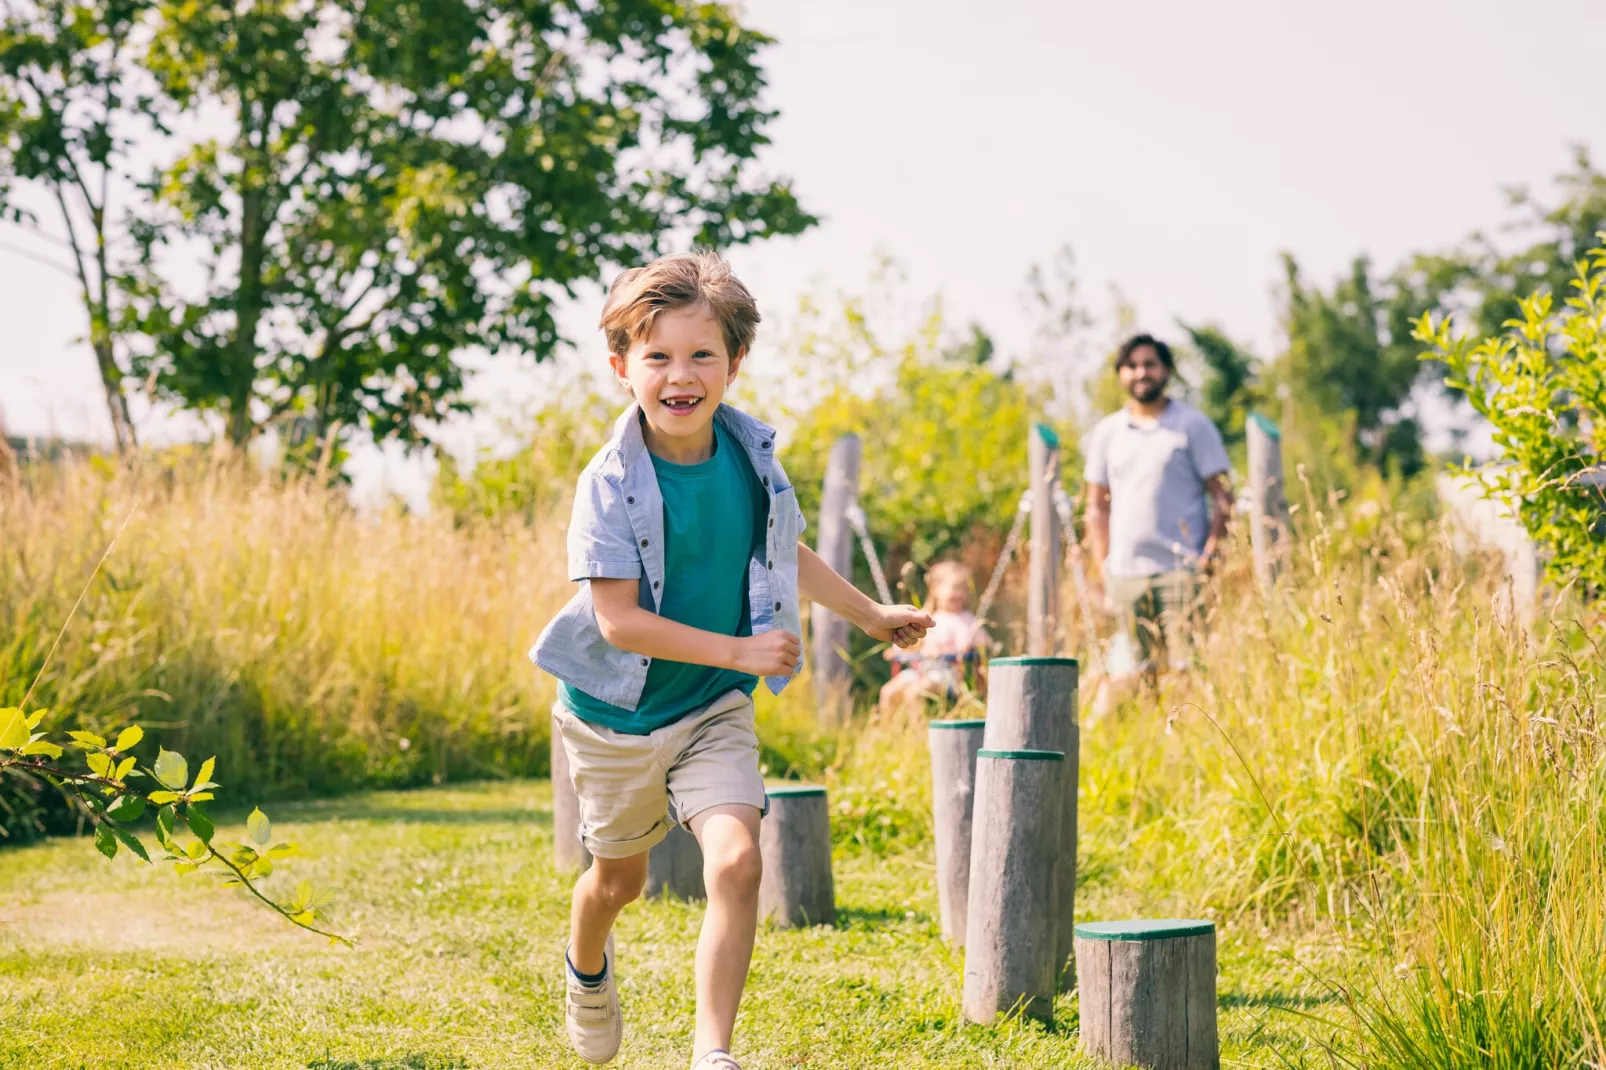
929;719;987;730
1074;919;1215;941
977;748;1064;762
765;784;826;797
989;656;1079;668
1033;422;1061;449
1249;412;1281;440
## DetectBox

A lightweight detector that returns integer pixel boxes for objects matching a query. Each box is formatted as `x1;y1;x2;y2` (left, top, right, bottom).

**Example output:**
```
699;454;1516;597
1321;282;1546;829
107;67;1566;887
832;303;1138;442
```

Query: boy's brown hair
600;251;761;360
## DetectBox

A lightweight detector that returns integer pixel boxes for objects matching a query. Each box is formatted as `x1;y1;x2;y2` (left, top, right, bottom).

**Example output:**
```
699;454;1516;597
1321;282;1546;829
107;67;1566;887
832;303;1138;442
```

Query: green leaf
220;878;243;888
269;842;298;859
231;846;258;868
25;708;48;730
294;880;313;909
291;910;316;926
173;862;197;876
250;856;274;878
20;738;63;758
107;795;146;823
68;730;107;748
94;825;118;860
115;756;137;780
186;792;215;802
114;726;143;752
188;804;214;844
111;825;151;863
184;839;208;861
86;753;113;777
193;756;216;790
0;708;28;751
153;749;188;790
246;808;271;846
148;790;181;805
157;804;176;843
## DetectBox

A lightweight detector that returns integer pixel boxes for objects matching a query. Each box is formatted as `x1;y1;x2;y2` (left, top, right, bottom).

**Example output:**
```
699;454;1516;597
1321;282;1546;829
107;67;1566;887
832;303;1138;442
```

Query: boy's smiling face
610;302;743;463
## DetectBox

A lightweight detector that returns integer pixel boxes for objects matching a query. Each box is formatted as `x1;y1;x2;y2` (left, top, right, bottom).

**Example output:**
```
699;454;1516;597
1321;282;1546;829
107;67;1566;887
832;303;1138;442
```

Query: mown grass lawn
1;782;1348;1069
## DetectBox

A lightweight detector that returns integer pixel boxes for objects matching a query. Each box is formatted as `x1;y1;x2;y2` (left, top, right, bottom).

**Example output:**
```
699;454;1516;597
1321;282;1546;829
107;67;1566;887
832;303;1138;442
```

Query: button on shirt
530;402;806;717
1082;398;1230;578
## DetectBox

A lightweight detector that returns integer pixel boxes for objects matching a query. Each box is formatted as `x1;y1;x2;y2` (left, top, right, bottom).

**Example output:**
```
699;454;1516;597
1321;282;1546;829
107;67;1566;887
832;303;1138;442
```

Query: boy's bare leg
570;852;648;973
688;803;764;1060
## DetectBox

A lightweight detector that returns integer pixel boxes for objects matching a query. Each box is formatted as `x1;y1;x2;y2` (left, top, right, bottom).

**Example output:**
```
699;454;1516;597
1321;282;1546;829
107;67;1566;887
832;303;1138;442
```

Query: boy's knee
589;858;646;910
704;840;762;897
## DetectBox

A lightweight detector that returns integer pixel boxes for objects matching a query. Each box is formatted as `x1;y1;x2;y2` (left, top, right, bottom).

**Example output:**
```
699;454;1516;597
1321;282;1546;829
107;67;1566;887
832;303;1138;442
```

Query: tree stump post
758;785;835;927
811;434;862;723
1027;425;1062;656
1075;920;1218;1070
551;710;591;873
1246;414;1290;590
928;718;987;946
982;657;1079;985
962;748;1064;1026
644;823;706;901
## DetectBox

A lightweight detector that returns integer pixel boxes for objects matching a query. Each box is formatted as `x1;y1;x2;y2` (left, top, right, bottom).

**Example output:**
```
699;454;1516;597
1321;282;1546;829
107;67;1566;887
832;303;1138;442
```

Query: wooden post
1246;414;1290;589
551;710;591;873
758;785;835;927
928;718;987;947
961;748;1064;1026
811;433;863;722
1027;425;1062;656
1075;920;1218;1070
982;657;1079;985
644;823;705;901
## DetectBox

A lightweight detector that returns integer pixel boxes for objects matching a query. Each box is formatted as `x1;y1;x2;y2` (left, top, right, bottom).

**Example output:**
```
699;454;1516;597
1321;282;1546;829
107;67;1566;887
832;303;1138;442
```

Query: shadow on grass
308;1055;469;1070
1220;990;1342;1010
833;905;935;930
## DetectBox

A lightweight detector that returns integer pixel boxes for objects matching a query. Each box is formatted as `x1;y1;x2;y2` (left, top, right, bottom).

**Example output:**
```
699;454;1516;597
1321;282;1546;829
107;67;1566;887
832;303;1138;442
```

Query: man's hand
731;630;803;677
860;605;935;649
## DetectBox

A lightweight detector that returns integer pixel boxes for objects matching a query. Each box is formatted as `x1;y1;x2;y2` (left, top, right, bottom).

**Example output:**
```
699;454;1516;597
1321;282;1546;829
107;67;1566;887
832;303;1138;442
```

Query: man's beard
1128;379;1165;403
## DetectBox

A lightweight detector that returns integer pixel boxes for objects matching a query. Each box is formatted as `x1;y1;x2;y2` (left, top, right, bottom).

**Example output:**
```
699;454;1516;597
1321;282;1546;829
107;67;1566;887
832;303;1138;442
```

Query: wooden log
551;710;591;873
758;785;835;927
644;823;706;901
1027;424;1062;657
1074;920;1218;1070
982;657;1079;985
928;718;987;947
811;433;863;722
1246;414;1290;589
961;748;1064;1026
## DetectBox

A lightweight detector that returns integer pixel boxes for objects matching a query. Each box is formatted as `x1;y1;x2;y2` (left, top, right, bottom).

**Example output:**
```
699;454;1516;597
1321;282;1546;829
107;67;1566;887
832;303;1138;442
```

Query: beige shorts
553;688;768;860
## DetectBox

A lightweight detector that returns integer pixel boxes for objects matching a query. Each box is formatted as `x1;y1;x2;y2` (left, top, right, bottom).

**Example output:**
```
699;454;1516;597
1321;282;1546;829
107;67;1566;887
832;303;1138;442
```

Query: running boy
531;252;934;1070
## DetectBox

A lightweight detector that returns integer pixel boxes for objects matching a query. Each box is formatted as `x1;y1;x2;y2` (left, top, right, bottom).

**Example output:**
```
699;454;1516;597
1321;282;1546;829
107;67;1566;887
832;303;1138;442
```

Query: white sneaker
690;1051;743;1070
565;934;621;1064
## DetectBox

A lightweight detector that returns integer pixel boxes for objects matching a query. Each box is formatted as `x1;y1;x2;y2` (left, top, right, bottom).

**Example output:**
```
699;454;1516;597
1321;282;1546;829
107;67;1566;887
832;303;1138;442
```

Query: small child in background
879;561;993;715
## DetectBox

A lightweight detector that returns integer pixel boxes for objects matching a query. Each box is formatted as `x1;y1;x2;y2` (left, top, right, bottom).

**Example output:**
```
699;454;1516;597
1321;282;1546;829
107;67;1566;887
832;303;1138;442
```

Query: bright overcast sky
3;0;1603;485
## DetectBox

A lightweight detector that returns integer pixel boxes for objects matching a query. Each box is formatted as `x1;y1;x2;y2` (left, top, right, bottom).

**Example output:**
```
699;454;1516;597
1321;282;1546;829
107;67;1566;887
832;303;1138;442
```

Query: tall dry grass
2;451;569;798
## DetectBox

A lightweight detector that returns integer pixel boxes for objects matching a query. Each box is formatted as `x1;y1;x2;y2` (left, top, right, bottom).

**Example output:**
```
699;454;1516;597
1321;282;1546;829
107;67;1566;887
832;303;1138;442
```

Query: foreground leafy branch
0;706;351;946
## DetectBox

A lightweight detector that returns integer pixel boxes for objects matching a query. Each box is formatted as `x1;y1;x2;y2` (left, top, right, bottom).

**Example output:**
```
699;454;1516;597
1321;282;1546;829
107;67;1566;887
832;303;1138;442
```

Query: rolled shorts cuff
673;785;770;831
581;813;673;860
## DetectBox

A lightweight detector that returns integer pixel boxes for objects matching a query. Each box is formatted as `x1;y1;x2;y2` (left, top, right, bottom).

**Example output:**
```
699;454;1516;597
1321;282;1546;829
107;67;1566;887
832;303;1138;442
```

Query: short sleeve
1187;412;1231;481
772;456;806;533
1082;422;1111;487
566;468;642;582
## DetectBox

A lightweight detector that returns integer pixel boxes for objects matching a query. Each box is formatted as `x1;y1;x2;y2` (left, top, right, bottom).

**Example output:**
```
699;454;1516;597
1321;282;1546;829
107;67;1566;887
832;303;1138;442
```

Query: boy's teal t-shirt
561;423;764;734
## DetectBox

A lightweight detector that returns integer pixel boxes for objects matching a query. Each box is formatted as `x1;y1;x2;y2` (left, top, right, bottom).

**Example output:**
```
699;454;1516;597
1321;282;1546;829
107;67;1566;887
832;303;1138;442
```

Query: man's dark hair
1115;333;1175;372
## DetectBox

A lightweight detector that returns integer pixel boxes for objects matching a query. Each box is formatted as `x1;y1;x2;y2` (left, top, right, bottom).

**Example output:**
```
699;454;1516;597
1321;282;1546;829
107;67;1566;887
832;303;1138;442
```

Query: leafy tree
0;0;157;454
1416;237;1606;598
120;0;814;448
1178;321;1258;450
1278;253;1431;478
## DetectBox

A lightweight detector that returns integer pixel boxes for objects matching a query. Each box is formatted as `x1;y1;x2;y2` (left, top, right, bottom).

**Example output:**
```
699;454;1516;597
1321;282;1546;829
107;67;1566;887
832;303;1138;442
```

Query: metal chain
976;491;1031;625
845;502;895;604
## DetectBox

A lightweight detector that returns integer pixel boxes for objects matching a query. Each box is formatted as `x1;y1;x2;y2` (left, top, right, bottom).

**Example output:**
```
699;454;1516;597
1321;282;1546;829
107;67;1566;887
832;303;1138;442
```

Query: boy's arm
797;542;933;647
589;578;801;677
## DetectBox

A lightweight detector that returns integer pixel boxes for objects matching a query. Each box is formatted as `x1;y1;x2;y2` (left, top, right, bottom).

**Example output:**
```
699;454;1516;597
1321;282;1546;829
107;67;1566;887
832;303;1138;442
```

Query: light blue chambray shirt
529;401;806;711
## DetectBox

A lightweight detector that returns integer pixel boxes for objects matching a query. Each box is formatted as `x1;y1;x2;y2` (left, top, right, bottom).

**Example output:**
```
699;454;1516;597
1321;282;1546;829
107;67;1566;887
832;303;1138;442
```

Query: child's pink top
921;610;990;658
